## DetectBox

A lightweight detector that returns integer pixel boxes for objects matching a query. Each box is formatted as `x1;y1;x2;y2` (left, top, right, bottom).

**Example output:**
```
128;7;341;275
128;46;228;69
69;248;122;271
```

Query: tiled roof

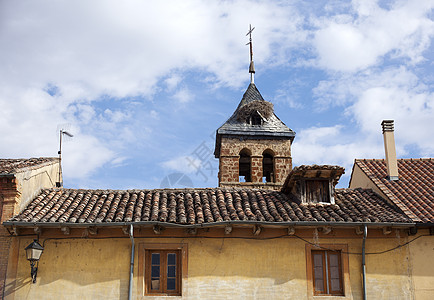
354;159;434;223
7;187;411;225
0;158;58;175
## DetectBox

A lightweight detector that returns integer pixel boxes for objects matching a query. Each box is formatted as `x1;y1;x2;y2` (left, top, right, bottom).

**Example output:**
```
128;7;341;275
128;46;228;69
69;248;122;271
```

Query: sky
0;0;433;190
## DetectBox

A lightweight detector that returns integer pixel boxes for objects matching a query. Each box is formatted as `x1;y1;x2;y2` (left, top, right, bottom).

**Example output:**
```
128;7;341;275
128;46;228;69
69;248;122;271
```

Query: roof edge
0;157;59;175
3;220;415;229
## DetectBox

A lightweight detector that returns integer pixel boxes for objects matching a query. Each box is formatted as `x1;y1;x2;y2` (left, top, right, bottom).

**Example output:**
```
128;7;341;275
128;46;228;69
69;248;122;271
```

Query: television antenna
56;125;74;187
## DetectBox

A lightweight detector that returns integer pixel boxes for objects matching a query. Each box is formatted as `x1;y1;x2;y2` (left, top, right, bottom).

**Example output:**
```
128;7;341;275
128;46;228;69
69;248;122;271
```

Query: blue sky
1;0;433;189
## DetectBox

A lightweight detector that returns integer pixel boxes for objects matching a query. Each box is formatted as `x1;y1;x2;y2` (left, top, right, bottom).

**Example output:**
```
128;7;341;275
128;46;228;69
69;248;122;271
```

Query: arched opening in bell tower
262;149;275;183
239;148;252;182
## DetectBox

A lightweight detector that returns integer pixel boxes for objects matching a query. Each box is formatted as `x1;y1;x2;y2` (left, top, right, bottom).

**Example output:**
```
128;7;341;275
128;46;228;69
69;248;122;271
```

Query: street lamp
25;240;44;283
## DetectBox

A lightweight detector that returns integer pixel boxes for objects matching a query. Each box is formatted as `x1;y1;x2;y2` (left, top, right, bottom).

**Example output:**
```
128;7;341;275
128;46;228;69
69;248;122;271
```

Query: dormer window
248;111;263;126
281;165;344;204
306;180;331;203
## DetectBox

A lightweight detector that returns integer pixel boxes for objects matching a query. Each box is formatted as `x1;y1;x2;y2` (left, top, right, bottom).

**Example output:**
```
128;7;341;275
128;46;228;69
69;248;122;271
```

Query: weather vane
246;24;255;83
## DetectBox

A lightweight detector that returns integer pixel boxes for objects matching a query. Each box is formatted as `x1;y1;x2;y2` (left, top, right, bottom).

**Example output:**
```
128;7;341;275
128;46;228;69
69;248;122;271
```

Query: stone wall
218;136;292;189
0;176;20;299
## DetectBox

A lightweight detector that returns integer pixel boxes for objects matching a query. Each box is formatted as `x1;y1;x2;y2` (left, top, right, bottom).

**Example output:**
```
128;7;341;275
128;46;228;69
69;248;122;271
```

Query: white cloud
165;74;182;91
1;0;433;190
161;155;202;174
352;85;434;155
292;124;385;187
292;125;382;165
0;0;303;183
104;109;128;123
62;133;115;179
312;65;434;158
313;66;420;108
110;156;128;167
313;1;434;72
173;88;194;104
149;110;159;119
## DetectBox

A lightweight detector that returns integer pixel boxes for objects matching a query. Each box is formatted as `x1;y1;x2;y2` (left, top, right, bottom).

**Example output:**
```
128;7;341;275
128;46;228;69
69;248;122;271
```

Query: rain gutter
128;224;134;300
362;224;367;300
3;220;415;230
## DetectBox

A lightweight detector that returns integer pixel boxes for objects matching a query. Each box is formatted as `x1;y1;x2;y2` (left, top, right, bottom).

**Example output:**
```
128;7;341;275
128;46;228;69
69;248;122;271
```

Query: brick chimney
381;120;399;181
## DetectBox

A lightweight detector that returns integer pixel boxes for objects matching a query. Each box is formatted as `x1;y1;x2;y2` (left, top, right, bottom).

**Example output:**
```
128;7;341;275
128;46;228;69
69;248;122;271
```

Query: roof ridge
355;158;433;162
0;157;59;174
43;187;279;193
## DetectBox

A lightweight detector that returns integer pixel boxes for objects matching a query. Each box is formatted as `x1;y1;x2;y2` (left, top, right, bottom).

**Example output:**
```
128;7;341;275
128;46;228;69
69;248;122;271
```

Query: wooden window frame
306;244;351;299
138;243;188;298
311;250;343;296
145;250;181;295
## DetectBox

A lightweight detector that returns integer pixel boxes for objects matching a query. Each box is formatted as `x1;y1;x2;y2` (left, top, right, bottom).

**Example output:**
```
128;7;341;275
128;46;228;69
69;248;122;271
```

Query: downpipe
362;225;367;300
128;224;135;300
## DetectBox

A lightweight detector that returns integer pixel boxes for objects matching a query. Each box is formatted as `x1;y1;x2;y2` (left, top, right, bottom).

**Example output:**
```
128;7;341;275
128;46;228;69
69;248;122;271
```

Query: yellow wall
15;162;60;211
6;232;414;300
349;164;388;201
409;229;434;300
350;164;434;300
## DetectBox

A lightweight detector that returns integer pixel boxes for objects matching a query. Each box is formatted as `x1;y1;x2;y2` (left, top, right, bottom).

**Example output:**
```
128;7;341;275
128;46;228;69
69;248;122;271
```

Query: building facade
1;93;433;300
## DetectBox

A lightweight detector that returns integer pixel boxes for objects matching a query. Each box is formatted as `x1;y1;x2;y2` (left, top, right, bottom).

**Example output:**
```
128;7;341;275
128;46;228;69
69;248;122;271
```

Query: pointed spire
246;24;255;84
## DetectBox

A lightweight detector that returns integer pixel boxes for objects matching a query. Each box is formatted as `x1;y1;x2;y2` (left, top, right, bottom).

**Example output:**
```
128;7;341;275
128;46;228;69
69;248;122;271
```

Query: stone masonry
218;136;292;190
0;176;20;299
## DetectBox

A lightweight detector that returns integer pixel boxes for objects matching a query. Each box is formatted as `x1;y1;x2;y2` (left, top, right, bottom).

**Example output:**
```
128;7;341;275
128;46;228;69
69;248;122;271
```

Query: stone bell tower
213;25;295;190
214;83;295;190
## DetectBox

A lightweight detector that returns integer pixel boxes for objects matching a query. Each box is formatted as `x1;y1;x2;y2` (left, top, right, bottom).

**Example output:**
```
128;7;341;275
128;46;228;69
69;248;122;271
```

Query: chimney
381;120;399;181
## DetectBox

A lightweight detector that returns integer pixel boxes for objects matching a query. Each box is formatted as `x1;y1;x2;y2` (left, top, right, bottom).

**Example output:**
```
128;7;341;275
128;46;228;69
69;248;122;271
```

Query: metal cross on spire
246;24;255;83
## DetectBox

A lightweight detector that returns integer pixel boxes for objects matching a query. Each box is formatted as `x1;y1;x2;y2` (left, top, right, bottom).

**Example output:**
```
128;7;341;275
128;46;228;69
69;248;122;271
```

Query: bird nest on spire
236;100;274;121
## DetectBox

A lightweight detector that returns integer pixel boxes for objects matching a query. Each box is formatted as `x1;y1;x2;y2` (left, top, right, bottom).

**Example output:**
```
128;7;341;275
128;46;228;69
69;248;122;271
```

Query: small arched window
239;148;252;182
262;150;275;183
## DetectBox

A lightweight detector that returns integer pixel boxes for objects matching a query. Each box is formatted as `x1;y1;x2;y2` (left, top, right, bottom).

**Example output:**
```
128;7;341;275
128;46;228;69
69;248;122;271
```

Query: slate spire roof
236;83;265;108
215;83;295;157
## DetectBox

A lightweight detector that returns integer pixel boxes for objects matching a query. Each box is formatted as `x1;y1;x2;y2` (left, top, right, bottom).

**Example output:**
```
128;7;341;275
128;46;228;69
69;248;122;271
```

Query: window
138;243;187;298
249;111;263;125
306;180;330;203
311;250;343;296
262;150;275;183
306;244;350;299
239;148;252;182
145;250;181;295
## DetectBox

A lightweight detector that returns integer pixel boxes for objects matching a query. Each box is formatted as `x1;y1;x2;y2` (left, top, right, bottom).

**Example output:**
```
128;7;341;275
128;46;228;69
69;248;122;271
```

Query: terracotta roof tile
0;158;58;174
8;187;411;226
355;158;434;223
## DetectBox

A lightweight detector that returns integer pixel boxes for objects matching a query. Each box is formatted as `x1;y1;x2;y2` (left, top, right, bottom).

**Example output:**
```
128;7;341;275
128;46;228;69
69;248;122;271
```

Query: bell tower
214;25;295;190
